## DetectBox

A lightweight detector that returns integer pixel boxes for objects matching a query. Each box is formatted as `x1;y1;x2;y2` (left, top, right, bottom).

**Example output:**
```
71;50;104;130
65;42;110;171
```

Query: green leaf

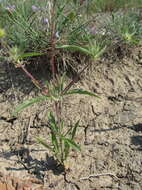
62;137;81;151
48;112;58;132
65;138;81;151
51;132;59;153
13;95;50;115
36;137;53;152
56;45;92;56
59;73;66;92
64;126;72;137
71;120;80;140
18;52;44;59
64;88;100;98
92;46;106;59
64;141;70;160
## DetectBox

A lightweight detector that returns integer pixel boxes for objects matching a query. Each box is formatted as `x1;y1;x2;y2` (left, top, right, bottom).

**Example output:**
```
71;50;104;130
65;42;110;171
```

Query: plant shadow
92;122;142;151
0;147;65;180
92;123;142;133
131;136;142;151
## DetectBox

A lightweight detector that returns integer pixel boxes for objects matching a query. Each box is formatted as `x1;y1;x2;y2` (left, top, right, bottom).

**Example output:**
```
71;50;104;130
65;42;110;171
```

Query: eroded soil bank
0;44;142;189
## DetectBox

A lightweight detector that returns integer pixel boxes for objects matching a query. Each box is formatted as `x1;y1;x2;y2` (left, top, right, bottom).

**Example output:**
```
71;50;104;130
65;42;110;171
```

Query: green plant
0;0;93;52
0;0;108;79
110;11;142;44
13;71;100;166
37;114;80;165
0;0;49;51
87;0;142;13
0;1;103;167
3;0;142;169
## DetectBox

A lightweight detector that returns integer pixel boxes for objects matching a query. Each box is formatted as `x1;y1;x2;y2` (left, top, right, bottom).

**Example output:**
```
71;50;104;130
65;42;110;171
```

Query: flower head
32;5;39;11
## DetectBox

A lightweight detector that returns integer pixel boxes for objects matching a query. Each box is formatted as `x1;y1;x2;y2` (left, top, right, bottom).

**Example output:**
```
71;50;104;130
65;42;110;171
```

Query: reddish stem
20;64;49;95
62;62;91;94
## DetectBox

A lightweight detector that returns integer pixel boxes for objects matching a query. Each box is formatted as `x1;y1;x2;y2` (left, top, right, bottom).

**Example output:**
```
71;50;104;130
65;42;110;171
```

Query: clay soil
0;43;142;190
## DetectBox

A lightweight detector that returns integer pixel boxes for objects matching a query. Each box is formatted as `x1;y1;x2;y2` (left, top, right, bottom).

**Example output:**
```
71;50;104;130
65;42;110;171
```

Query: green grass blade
71;120;80;140
64;88;100;98
48;112;58;132
64;141;70;160
13;95;50;115
65;138;81;151
36;137;53;152
64;126;72;137
56;45;92;56
18;52;44;59
51;132;59;153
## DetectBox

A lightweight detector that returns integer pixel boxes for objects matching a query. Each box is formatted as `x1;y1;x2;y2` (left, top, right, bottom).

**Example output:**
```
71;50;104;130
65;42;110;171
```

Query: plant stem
62;61;91;94
55;100;64;163
19;64;49;95
50;0;57;78
50;0;64;164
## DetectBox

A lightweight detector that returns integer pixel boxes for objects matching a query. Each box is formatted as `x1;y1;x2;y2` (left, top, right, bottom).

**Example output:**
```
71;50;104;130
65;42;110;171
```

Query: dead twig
80;173;119;180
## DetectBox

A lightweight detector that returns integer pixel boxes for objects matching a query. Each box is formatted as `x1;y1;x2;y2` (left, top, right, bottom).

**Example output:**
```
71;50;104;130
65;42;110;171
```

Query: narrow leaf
51;132;59;153
71;120;80;140
56;45;92;56
64;141;70;160
48;112;58;132
13;95;50;115
36;137;53;152
64;126;72;137
64;88;100;98
18;52;44;59
65;138;81;151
